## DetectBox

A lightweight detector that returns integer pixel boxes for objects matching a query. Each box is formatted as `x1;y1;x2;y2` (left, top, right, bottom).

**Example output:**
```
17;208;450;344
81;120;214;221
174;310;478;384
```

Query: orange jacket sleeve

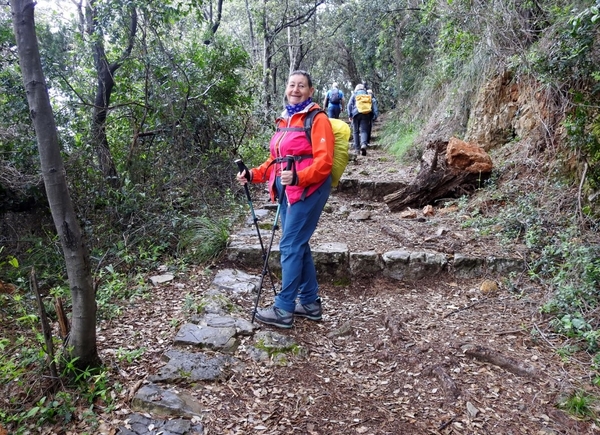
250;153;274;184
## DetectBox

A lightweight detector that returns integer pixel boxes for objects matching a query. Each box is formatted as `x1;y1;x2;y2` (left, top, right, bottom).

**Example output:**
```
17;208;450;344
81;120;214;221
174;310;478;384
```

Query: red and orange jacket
250;103;334;205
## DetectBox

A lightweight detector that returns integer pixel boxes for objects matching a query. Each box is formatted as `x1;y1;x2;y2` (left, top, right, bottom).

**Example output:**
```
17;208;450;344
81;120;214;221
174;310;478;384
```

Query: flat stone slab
337;179;406;200
348;210;371;220
211;268;259;294
131;384;207;419
226;242;281;271
149;274;175;286
148;349;239;383
382;250;448;280
486;256;524;274
405;251;448;280
245;208;270;226
174;323;238;352
312;242;349;278
247;331;302;363
195;313;256;336
454;253;486;278
118;412;203;435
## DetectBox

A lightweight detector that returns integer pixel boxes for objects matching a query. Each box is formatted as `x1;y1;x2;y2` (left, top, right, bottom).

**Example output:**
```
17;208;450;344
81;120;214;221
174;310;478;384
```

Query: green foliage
0;12;38;173
434;20;477;79
550;313;591;338
3;4;256;285
184;291;237;317
556;344;581;361
520;2;600;192
450;166;600;356
0;246;19;270
95;265;149;320
332;276;351;287
177;214;231;264
537;229;600;318
564;106;600;190
0;392;76;434
61;358;120;408
558;389;597;420
379;117;421;163
255;338;302;357
0;291;112;433
236;131;273;169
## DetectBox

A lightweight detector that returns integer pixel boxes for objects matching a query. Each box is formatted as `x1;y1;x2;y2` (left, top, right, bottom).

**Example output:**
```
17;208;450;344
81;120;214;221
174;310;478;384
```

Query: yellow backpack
303;110;350;188
355;93;373;114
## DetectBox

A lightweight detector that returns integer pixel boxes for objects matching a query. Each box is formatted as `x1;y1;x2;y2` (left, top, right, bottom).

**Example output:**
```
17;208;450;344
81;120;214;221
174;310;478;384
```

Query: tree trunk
261;1;272;111
91;44;120;188
384;140;490;212
84;0;138;190
10;0;100;369
207;0;224;36
340;41;360;88
244;0;258;61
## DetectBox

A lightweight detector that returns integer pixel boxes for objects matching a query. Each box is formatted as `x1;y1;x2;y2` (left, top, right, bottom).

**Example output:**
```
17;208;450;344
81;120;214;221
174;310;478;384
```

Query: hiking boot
254;306;293;328
294;297;323;321
361;144;367;156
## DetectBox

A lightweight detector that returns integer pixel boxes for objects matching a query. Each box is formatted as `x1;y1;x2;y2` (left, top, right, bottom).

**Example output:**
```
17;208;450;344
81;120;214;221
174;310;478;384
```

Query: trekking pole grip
285;155;294;171
278;156;294;204
235;158;251;181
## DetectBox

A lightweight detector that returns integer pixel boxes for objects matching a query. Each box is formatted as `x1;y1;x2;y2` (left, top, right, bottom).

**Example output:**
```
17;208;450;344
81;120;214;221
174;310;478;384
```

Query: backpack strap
271;110;324;199
270;120;316;184
275;108;325;153
302;109;327;145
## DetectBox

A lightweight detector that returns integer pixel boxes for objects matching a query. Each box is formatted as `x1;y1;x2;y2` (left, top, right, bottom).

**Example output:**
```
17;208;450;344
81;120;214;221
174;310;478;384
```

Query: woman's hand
236;170;250;185
280;170;294;185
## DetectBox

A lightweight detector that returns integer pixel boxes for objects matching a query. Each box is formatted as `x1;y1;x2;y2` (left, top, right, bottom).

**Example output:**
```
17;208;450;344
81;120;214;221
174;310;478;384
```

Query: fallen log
384;138;492;212
461;343;538;378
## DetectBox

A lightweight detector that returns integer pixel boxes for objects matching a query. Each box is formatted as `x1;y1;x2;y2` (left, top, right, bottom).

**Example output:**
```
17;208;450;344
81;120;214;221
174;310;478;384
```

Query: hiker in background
347;83;372;156
366;89;379;145
236;70;334;329
323;82;344;119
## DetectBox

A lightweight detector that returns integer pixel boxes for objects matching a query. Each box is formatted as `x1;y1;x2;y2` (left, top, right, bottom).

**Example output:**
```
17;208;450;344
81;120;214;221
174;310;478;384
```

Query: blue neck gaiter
285;98;313;117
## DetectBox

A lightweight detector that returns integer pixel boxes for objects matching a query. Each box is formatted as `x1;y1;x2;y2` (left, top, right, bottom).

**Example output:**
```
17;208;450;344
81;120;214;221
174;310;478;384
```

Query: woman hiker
236;70;335;328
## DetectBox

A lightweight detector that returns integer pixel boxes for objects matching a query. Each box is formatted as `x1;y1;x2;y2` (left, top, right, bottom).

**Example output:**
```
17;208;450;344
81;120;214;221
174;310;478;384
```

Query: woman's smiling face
286;73;314;105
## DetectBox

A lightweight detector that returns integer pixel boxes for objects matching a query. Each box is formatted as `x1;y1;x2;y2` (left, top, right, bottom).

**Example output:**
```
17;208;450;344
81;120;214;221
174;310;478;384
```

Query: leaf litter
10;138;599;434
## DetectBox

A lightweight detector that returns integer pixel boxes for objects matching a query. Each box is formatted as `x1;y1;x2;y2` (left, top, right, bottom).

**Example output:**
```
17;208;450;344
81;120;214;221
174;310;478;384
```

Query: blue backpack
329;89;341;105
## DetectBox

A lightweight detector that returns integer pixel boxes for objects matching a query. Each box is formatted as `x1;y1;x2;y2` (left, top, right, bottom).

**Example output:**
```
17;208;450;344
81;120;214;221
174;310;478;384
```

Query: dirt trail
183;145;596;434
105;124;597;435
188;269;593;434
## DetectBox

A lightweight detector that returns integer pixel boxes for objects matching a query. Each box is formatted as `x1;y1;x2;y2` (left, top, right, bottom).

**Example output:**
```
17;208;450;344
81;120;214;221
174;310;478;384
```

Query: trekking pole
235;158;277;296
251;156;293;323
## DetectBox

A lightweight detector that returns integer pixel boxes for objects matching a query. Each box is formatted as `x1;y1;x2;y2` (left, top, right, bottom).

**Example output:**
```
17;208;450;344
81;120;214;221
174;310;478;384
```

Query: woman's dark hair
289;70;312;88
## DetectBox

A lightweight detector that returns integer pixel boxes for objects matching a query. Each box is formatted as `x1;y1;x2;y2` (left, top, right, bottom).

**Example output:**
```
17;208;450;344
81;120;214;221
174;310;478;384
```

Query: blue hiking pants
327;104;342;119
352;113;370;150
273;175;332;313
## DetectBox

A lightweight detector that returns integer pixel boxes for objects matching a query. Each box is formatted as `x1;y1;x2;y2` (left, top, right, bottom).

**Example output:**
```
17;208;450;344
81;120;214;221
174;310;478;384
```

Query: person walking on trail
323;82;344;119
347;83;372;156
366;89;379;145
236;70;335;329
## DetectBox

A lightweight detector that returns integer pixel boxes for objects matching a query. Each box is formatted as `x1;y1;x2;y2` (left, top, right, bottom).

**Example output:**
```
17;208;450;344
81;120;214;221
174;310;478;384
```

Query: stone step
228;171;524;280
336;178;406;201
226;238;524;281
